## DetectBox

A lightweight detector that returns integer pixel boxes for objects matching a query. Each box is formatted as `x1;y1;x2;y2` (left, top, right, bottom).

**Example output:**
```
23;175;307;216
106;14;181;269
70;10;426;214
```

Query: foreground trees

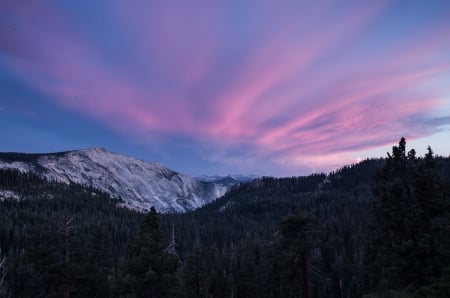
366;138;450;294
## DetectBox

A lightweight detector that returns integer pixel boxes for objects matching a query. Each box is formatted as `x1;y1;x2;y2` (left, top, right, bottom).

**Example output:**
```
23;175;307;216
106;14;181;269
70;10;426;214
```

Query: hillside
1;146;449;297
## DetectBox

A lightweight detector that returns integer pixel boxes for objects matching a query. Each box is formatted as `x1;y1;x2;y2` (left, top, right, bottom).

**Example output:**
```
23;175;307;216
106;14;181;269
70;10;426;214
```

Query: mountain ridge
0;148;227;213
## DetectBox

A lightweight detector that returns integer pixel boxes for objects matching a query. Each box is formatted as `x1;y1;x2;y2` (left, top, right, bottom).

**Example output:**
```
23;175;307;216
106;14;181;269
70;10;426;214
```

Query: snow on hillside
0;161;31;172
0;148;227;213
0;190;20;201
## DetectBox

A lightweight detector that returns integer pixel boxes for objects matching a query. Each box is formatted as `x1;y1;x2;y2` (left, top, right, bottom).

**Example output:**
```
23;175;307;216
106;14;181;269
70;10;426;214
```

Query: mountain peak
88;147;109;153
74;147;111;155
0;149;228;213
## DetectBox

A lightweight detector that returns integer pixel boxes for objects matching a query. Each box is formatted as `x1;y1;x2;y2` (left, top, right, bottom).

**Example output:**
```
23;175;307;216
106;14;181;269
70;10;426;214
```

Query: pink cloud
2;0;450;173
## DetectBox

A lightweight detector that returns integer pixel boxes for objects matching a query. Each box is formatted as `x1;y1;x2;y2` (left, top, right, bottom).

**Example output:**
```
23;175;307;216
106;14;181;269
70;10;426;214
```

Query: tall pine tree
280;209;321;298
122;207;180;298
366;138;450;293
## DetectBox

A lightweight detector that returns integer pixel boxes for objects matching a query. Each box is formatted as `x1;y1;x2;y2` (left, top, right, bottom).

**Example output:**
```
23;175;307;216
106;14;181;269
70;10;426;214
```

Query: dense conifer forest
0;139;449;297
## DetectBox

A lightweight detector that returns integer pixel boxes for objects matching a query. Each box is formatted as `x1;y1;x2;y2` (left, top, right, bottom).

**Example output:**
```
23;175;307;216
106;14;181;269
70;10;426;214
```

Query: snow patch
0;190;20;200
0;161;31;172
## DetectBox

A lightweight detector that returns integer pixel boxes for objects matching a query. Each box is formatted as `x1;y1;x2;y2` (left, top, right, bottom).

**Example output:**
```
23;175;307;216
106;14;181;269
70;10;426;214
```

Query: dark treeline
0;169;144;297
0;138;449;297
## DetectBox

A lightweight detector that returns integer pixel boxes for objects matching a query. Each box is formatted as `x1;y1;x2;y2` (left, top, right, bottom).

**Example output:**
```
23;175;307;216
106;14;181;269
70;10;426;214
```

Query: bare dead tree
0;253;7;298
58;216;78;298
166;224;179;256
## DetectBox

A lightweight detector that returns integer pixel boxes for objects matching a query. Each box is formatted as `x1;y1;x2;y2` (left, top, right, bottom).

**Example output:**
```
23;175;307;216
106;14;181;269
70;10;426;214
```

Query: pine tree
366;138;450;293
79;225;113;297
123;207;180;298
280;209;321;298
182;240;211;298
8;217;84;297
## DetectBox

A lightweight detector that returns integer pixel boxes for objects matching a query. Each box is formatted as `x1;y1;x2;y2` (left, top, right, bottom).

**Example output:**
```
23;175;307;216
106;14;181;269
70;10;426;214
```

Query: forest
0;138;449;297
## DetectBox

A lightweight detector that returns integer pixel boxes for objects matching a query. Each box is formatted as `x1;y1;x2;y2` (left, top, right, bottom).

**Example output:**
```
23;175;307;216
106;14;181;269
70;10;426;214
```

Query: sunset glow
1;0;449;175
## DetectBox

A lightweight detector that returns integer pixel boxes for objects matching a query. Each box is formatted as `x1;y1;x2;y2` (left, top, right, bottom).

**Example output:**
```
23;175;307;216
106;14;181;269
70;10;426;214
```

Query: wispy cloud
2;0;449;174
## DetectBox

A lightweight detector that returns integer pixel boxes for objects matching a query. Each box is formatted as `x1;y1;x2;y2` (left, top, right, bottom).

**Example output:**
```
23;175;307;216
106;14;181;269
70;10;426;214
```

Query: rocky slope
0;148;227;213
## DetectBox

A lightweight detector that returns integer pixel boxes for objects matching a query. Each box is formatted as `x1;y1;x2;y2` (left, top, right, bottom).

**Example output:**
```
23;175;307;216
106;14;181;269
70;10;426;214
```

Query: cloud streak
1;0;450;174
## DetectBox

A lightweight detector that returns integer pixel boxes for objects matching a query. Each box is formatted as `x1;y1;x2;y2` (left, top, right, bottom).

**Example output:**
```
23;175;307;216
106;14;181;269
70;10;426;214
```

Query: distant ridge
197;174;260;186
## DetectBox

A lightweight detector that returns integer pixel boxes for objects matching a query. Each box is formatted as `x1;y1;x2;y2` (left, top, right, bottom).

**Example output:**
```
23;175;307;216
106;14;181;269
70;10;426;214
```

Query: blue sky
1;0;449;176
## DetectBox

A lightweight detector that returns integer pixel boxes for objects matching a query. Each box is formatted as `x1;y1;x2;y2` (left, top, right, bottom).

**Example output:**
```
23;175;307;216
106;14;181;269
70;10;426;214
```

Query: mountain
197;174;260;186
0;148;227;213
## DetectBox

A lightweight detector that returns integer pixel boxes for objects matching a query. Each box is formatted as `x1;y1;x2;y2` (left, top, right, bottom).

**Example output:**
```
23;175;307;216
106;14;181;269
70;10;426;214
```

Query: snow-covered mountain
0;148;227;213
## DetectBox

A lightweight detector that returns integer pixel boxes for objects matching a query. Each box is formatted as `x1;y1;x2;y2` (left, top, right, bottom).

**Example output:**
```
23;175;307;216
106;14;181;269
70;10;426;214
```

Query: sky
1;0;450;177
